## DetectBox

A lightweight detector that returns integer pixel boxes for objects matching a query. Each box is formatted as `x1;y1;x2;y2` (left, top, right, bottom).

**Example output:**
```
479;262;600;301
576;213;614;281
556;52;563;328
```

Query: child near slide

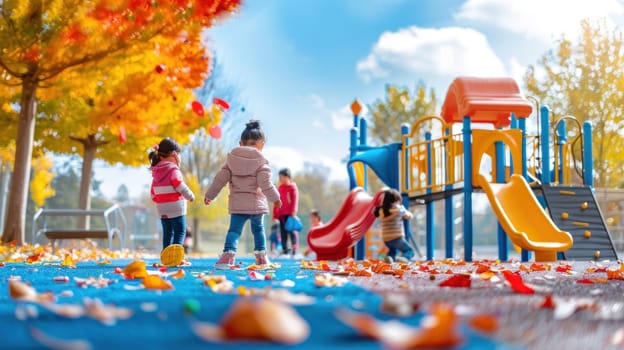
374;188;415;263
204;120;281;269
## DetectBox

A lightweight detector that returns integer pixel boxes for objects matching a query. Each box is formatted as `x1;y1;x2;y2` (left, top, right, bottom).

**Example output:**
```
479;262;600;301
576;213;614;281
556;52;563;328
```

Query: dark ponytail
149;137;181;167
374;189;402;217
240;119;265;145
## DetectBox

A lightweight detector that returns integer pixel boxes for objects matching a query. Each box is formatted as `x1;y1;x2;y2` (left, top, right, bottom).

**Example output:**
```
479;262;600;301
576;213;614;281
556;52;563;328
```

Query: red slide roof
440;77;533;127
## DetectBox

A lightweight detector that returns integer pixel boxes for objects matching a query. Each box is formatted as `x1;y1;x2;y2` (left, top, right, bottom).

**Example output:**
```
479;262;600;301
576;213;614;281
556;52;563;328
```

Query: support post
400;124;414;243
517;115;530;262
556;120;567;184
444;128;454;258
425;131;434;260
582;121;593;187
495;137;507;261
540;106;551;184
462;117;473;262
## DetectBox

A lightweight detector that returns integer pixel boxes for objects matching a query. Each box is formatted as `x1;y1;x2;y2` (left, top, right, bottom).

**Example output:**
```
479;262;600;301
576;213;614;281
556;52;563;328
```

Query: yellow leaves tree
524;19;624;187
368;83;438;145
0;0;240;244
29;155;55;208
38;29;221;217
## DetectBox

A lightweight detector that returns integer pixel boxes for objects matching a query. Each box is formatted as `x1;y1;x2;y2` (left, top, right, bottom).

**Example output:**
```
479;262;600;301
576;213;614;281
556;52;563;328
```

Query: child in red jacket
274;168;299;256
149;138;195;250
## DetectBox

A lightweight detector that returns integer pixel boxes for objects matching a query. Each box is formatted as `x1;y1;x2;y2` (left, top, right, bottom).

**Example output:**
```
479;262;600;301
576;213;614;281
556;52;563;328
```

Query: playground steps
541;185;619;261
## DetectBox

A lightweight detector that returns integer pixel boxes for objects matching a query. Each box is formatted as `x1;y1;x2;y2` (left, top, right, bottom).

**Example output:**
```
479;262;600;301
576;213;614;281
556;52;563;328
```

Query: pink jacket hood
226;146;267;175
152;161;178;183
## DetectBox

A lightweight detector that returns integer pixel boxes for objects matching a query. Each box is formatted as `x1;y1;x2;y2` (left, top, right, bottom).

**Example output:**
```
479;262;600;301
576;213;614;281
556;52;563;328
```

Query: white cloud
356;26;506;89
305;93;325;109
331;105;356;131
455;0;624;42
303;93;370;131
263;146;348;182
508;57;527;86
311;119;325;130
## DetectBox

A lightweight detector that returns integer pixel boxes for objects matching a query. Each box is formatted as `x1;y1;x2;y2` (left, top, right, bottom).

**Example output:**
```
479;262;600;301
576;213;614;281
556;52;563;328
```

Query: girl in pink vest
149;138;195;250
204;120;281;269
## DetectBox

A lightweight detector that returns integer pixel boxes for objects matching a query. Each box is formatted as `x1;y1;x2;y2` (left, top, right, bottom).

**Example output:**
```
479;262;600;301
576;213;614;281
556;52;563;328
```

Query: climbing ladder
541;185;619;260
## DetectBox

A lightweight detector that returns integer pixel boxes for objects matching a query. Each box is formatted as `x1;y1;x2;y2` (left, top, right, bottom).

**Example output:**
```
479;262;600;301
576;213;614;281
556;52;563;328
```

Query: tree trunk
192;217;200;252
0;161;11;231
77;135;98;229
2;77;38;244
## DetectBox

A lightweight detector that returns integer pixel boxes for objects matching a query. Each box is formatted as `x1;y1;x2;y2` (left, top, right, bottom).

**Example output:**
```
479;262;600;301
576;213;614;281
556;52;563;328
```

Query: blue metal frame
540;106;551;184
462;117;473;262
425;132;434;260
556;120;567;184
582;121;593;187
444;126;454;259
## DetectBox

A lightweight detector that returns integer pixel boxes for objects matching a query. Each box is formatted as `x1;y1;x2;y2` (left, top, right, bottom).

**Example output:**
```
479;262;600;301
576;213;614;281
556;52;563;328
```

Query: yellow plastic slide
477;174;573;261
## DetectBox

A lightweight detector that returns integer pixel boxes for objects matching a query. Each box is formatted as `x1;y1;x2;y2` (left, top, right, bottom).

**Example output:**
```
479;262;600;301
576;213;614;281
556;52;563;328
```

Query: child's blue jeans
161;215;186;249
385;237;415;260
223;214;266;252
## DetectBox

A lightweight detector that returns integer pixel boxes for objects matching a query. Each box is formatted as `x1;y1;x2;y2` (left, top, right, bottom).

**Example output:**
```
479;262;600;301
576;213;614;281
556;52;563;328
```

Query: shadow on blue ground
0;259;519;349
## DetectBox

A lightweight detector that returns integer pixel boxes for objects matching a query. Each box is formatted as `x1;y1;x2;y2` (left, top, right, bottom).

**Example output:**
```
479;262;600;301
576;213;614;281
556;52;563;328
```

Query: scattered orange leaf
469;314;498;333
142;274;173;290
122;260;148;279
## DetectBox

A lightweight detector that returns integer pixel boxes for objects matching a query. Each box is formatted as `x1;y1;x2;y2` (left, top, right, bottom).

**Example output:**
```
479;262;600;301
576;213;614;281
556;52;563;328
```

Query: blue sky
97;0;624;198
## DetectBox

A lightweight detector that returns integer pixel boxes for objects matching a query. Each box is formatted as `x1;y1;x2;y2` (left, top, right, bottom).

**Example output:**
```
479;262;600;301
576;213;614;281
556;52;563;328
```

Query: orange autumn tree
38;29;221;216
0;0;240;244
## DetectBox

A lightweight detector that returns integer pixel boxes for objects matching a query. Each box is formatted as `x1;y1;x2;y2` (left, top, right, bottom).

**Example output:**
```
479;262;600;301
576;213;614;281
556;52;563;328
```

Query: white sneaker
254;250;270;265
215;251;235;270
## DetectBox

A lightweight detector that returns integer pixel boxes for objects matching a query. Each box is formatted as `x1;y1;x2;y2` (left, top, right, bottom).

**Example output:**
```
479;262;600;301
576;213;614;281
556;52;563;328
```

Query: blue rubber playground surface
1;256;623;349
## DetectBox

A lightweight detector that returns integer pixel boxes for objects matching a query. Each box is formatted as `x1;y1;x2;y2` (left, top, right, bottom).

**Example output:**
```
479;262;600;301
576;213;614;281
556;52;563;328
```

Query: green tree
367;83;438;145
524;19;624;187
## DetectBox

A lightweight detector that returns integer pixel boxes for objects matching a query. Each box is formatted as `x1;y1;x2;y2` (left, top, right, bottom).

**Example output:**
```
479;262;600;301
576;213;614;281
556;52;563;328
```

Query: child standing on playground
274;168;299;257
304;209;323;258
204;120;281;269
374;188;415;263
149;137;195;250
268;222;281;257
309;209;323;228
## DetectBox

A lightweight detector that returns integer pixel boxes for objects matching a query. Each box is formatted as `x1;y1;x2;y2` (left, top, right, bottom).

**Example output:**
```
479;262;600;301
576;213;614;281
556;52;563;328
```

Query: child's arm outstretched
399;205;413;220
204;164;231;205
171;169;195;202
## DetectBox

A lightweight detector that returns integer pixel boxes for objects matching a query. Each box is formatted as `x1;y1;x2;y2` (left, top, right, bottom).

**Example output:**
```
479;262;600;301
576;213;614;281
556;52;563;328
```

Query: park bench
32;204;127;250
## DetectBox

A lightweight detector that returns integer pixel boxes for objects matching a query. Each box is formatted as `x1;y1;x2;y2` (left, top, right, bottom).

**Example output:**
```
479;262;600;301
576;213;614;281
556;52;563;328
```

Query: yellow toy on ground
160;244;185;266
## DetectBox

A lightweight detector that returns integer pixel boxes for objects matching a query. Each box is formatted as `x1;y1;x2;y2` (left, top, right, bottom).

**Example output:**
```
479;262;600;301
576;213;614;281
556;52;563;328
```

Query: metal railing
32;204;127;250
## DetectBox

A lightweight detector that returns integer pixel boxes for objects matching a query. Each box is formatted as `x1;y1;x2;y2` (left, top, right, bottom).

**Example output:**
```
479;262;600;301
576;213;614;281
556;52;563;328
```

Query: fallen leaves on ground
191;298;310;344
502;270;534;294
439;274;472;288
142;274;173;290
9;281;55;303
336;303;462;349
314;273;348;287
122;260;148;279
30;327;92;350
468;314;498;333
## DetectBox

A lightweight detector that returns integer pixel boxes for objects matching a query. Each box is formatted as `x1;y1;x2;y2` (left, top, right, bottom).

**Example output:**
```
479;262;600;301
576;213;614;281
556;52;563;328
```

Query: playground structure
308;77;619;262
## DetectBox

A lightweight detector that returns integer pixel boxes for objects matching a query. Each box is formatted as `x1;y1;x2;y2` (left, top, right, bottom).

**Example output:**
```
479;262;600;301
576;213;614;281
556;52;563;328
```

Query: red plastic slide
307;188;383;260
